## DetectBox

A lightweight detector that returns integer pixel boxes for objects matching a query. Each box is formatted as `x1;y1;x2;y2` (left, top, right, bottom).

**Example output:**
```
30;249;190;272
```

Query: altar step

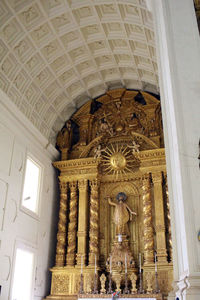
43;295;78;300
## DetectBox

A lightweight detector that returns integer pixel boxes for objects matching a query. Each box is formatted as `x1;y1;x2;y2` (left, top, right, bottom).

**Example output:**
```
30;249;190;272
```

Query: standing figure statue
107;192;137;237
94;144;105;159
56;120;73;160
127;140;140;154
56;120;73;150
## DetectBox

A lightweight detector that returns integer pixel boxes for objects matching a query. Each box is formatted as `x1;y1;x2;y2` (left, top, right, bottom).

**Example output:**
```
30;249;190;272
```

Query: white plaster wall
0;89;59;300
152;0;200;298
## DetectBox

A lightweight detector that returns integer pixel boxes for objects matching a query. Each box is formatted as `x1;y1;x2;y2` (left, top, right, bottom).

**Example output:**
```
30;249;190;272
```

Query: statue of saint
107;192;137;237
56;120;73;150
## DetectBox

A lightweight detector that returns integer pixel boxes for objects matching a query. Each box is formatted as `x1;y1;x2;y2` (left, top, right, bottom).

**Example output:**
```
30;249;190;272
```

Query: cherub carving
94;144;105;159
127;140;140;154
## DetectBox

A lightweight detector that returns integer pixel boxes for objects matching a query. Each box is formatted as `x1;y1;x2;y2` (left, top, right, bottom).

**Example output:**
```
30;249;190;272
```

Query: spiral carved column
142;176;154;264
89;179;99;265
152;171;167;262
165;180;173;261
76;179;88;265
55;179;68;267
66;181;78;266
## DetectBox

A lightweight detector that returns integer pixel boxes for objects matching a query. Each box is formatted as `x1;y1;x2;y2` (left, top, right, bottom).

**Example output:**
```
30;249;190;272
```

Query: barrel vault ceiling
0;0;158;145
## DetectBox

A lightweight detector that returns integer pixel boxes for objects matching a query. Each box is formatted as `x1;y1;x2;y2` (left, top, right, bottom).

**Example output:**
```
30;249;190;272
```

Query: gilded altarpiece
45;89;173;300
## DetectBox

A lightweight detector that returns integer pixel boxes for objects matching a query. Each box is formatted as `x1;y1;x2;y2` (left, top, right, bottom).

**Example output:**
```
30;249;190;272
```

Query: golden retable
44;89;173;300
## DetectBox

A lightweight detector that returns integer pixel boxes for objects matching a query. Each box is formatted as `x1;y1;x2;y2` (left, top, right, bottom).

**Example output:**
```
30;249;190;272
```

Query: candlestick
124;271;129;294
95;254;97;274
93;273;98;294
154;252;157;272
79;273;84;294
81;255;83;274
108;272;113;294
110;255;112;274
139;253;141;273
125;254;127;273
138;253;144;294
118;234;122;242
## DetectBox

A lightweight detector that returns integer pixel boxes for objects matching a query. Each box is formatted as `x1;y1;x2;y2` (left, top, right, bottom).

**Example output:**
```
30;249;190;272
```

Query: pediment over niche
56;89;163;161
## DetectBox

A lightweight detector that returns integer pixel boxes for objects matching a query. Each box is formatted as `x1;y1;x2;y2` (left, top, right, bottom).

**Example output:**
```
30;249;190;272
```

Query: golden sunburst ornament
101;143;136;176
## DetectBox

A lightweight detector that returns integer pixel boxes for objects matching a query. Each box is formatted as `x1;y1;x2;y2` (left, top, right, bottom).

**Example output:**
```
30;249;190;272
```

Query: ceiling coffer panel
0;0;158;145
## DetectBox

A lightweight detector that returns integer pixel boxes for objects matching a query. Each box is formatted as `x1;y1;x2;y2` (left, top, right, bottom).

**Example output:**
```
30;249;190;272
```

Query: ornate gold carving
49;90;173;299
56;120;73;160
55;180;68;266
142;176;154;264
74;274;81;294
101;142;140;177
52;274;69;294
78;179;88;190
130;273;137;294
100;274;107;294
152;171;167;262
110;152;127;170
66;181;78;266
77;179;88;265
85;273;93;294
115;274;122;292
146;272;153;294
151;171;162;183
89;179;99;265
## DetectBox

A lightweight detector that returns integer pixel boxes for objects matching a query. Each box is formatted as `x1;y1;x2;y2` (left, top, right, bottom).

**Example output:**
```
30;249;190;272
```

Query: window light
22;157;41;215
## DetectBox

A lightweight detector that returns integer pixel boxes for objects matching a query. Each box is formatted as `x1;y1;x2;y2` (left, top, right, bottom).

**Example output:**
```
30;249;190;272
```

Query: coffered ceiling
0;0;158;145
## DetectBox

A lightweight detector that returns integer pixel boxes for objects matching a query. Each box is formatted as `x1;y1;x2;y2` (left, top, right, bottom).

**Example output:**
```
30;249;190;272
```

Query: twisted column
76;179;88;265
152;172;167;262
165;181;173;261
55;179;68;267
89;179;99;265
142;176;154;264
66;181;78;266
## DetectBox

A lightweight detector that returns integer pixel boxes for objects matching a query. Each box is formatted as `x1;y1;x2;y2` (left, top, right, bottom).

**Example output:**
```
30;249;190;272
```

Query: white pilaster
151;0;200;299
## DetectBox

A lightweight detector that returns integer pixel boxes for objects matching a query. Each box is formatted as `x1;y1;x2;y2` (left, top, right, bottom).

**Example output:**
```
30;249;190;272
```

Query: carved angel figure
94;144;105;159
98;118;114;136
127;140;140;154
107;192;137;236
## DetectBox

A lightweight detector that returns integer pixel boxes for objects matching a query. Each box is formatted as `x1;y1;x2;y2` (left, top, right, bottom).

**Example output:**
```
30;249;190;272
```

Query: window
11;247;35;300
22;156;42;216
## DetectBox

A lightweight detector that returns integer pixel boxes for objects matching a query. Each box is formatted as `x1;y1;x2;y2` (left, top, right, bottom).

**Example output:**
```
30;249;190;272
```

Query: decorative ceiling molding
0;0;158;145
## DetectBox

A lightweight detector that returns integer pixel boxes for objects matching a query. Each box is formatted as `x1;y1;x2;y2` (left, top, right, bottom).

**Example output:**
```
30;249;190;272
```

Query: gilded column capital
78;179;88;190
58;177;68;188
151;171;162;184
69;181;77;190
90;178;99;189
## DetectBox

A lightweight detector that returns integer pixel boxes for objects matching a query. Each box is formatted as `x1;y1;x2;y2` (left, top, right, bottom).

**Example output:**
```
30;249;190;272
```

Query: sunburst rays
101;143;136;177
